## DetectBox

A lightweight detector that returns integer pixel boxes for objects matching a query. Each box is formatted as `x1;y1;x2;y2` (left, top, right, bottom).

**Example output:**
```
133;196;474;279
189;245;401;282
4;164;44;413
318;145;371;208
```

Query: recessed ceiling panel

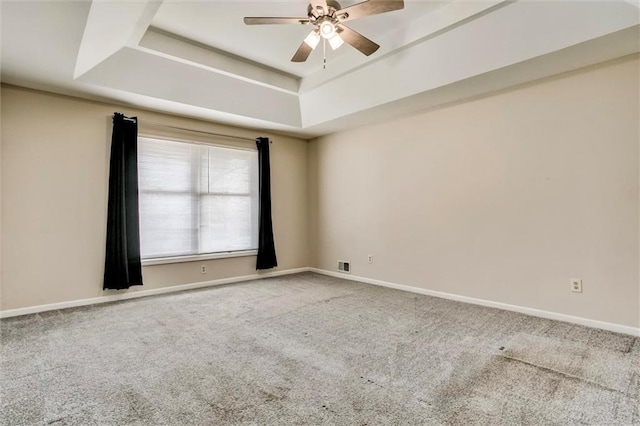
150;0;445;77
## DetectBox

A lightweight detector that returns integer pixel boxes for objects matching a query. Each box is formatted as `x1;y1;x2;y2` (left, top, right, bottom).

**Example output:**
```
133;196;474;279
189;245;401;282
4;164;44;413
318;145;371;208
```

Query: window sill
142;250;258;266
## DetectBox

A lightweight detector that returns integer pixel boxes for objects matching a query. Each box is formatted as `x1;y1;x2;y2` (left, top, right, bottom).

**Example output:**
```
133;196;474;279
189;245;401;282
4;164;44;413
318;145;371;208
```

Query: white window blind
138;137;259;259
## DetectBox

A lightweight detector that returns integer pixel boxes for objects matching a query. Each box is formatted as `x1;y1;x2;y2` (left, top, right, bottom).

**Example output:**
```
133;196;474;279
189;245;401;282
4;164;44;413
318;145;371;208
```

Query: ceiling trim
139;27;300;94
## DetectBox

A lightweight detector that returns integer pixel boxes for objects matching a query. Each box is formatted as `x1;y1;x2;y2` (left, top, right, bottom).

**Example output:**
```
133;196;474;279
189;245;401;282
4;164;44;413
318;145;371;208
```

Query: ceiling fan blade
337;25;380;56
291;41;314;62
244;17;310;25
337;0;404;22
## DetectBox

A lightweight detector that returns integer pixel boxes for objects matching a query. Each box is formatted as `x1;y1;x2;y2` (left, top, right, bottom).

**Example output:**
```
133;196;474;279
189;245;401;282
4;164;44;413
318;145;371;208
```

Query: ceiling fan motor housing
308;1;345;22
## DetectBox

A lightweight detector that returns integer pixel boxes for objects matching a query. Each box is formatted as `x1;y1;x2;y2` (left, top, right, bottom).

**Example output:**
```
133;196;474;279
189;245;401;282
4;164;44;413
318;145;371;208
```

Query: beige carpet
1;272;638;425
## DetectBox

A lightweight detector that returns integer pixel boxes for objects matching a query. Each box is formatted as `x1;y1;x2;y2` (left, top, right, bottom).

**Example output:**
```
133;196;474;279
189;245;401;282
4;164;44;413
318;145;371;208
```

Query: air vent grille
338;261;350;274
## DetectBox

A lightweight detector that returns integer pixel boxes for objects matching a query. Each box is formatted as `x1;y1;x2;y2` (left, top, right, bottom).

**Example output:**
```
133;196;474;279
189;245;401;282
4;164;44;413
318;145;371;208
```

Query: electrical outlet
571;279;582;293
201;265;207;274
368;254;373;264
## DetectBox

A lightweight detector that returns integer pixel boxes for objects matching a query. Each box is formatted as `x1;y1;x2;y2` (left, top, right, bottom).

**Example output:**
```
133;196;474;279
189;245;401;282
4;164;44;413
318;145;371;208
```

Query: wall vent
338;261;351;274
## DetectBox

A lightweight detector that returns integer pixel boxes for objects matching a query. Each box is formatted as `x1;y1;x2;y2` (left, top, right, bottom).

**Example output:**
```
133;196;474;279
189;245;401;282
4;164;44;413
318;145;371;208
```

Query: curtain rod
126;118;267;143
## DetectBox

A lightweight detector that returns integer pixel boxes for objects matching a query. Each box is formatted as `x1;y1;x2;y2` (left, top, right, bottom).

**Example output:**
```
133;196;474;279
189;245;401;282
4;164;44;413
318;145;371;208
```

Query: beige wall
2;56;639;329
1;85;309;310
0;85;3;310
309;56;640;328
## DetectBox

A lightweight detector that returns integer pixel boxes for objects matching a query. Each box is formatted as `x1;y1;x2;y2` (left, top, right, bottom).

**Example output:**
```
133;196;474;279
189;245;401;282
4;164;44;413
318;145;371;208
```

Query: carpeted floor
1;272;639;425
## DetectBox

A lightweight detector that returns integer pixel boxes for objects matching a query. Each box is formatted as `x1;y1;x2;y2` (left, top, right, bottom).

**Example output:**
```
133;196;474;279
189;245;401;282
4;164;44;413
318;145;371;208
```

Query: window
138;136;259;260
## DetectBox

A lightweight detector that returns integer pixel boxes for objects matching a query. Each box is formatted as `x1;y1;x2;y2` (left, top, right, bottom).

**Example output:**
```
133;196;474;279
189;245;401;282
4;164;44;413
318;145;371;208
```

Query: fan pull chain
323;38;327;70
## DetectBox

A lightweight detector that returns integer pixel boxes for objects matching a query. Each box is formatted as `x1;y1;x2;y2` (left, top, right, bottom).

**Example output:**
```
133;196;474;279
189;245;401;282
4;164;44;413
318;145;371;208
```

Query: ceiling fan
243;0;404;63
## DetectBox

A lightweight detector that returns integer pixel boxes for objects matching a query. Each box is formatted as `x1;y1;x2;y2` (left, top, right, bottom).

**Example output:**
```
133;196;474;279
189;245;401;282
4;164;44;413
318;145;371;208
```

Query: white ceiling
1;1;639;139
151;0;446;77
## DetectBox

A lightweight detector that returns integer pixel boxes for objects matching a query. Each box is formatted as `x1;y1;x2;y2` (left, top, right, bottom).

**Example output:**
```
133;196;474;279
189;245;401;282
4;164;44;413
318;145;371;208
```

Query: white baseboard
309;268;640;337
4;266;638;337
0;267;311;319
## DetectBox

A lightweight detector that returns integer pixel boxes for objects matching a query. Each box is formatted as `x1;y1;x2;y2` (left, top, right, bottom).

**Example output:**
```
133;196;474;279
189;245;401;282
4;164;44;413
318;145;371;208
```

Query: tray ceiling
1;1;638;138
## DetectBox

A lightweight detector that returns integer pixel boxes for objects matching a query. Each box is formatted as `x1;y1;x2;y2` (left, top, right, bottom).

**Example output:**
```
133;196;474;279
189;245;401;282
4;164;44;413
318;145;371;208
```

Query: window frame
140;249;258;266
137;133;259;266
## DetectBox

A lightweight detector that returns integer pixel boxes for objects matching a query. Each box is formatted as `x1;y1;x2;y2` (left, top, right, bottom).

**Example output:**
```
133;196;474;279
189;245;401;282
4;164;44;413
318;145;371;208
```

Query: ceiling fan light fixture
328;33;344;50
303;30;321;49
244;0;404;62
319;20;336;39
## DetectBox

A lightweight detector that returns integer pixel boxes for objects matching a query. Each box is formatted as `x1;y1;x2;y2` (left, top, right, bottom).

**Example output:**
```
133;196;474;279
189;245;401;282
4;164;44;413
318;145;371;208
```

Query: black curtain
103;113;143;290
256;137;278;270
